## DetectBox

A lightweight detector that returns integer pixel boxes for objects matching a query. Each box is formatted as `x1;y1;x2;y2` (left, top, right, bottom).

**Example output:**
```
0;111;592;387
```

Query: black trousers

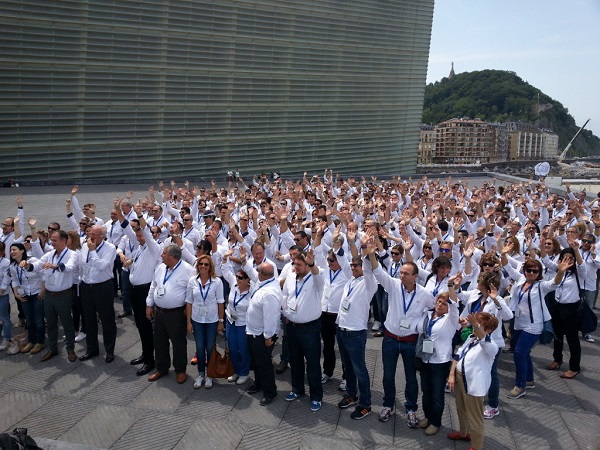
154;306;187;374
113;254;123;295
80;280;116;355
320;312;338;377
247;334;277;399
131;283;154;365
552;303;581;372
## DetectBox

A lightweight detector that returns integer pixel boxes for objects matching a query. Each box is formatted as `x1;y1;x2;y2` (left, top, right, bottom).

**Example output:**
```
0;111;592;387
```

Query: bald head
258;262;274;281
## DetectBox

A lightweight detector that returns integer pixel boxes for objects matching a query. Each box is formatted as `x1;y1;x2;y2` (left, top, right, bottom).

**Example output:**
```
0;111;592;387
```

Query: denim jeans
286;319;323;401
21;294;45;345
337;328;371;407
420;361;451;427
226;320;250;376
0;294;11;341
513;329;539;389
382;335;418;412
191;320;218;374
487;349;501;408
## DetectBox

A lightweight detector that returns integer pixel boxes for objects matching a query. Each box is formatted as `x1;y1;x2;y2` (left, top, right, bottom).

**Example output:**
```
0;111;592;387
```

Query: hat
203;210;216;218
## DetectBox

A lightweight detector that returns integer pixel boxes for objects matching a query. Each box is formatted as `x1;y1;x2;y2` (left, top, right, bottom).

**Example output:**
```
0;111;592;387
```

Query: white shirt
40;248;77;292
128;228;162;286
81;241;116;284
510;280;556;334
282;269;325;323
416;301;459;364
106;220;125;247
336;261;378;331
455;334;498;396
3;259;44;296
221;262;251;327
185;276;224;323
373;265;436;336
246;277;282;338
146;260;194;308
555;267;586;304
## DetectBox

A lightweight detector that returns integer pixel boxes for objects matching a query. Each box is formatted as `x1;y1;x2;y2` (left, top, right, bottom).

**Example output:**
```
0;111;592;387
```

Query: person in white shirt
79;225;117;363
245;262;281;406
146;244;195;384
281;250;325;412
335;254;377;420
447;312;499;450
367;239;436;426
186;254;224;389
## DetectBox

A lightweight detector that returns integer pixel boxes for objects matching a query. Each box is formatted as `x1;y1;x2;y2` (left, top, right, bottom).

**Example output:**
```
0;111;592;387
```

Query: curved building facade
1;0;434;181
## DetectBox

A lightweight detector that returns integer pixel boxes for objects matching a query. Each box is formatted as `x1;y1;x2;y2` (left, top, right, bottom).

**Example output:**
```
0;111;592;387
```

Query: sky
427;0;600;138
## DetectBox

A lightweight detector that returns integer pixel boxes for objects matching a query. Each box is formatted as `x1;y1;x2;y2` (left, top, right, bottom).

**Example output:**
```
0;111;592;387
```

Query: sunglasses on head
525;268;539;274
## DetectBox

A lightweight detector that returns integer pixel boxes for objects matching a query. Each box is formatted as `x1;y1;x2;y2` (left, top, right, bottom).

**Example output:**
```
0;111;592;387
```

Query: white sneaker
0;339;7;351
236;375;249;385
584;335;595;343
75;332;86;342
193;374;205;389
227;374;239;383
339;379;347;391
205;376;213;389
372;321;381;331
483;404;500;419
321;374;331;384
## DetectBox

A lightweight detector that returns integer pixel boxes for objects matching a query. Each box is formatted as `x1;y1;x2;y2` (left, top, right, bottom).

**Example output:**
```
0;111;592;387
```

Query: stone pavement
0;182;599;449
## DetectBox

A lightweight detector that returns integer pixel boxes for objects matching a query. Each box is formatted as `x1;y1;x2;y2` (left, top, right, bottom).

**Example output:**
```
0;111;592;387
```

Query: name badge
82;265;90;278
340;298;351;312
16;287;25;296
46;272;57;285
288;297;298;312
156;286;165;297
400;319;411;329
422;338;434;355
323;286;332;302
198;306;207;318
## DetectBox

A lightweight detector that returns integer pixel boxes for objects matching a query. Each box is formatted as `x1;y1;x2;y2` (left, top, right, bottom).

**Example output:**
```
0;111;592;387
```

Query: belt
287;318;319;328
323;311;338;316
155;305;185;313
384;330;418;342
83;279;112;287
46;288;71;296
338;327;362;333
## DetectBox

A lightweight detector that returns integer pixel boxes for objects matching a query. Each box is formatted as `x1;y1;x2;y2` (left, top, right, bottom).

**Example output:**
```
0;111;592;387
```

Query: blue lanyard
329;269;342;284
154;216;163;226
163;260;182;284
559;272;570;289
470;293;484;313
134;246;146;262
389;263;400;278
518;283;532;304
52;248;68;272
295;274;312;298
129;241;134;253
427;314;443;337
16;265;24;285
197;279;212;303
419;256;428;270
251;278;275;298
233;290;248;309
432;276;446;297
347;277;360;297
86;242;104;263
459;338;479;361
184;228;193;238
402;286;416;315
1;232;13;243
582;250;590;262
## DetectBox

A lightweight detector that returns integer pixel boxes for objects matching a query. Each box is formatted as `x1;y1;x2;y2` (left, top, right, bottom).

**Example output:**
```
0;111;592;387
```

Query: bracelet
308;263;315;267
137;215;143;219
447;283;454;288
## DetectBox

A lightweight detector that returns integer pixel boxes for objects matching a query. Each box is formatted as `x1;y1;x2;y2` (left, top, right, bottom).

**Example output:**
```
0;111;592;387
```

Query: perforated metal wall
0;0;434;180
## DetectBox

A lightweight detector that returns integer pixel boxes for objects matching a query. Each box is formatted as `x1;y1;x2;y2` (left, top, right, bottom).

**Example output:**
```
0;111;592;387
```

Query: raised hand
71;185;79;196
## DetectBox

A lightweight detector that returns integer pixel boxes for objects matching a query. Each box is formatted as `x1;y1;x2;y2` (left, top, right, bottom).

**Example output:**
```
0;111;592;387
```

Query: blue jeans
0;294;11;341
286;319;323;401
513;329;539;389
21;294;45;345
487;349;501;408
420;361;451;427
226;320;250;376
337;328;371;407
382;336;418;412
191;320;218;374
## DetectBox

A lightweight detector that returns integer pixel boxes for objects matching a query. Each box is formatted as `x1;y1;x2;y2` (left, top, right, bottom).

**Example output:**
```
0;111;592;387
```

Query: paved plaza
0;183;599;449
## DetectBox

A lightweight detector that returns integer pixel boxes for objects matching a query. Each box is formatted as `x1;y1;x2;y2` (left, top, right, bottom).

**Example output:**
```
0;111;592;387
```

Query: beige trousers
455;370;485;450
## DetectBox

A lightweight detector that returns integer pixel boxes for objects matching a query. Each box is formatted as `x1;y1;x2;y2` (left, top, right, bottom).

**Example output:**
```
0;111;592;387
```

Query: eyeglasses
439;248;451;253
390;251;401;256
183;218;192;222
236;275;248;281
565;212;574;215
327;258;336;263
524;253;531;257
48;226;58;231
293;238;300;242
197;262;210;267
525;268;539;274
582;239;595;244
482;262;495;267
349;263;359;268
79;222;87;226
423;246;432;250
544;242;553;245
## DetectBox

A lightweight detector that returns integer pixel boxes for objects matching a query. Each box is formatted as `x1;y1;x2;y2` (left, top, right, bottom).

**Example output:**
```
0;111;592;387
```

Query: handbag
574;271;598;335
207;343;234;379
537;283;555;345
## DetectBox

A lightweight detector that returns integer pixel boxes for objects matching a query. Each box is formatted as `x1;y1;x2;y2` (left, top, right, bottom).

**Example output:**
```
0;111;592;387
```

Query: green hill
422;70;599;157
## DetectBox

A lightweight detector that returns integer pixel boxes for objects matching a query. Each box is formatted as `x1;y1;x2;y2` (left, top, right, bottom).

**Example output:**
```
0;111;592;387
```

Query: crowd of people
0;173;597;450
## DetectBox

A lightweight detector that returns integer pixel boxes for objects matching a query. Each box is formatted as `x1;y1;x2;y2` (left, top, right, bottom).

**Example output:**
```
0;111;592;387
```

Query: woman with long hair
186;254;224;389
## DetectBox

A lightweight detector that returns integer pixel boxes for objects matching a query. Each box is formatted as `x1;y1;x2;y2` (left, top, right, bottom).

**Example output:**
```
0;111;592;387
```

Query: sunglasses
48;227;58;231
439;248;451;253
482;262;495;267
327;258;336;263
390;251;401;256
197;262;210;267
525;268;540;274
183;218;192;222
349;263;359;268
236;275;248;280
423;246;432;250
524;253;531;257
582;239;595;244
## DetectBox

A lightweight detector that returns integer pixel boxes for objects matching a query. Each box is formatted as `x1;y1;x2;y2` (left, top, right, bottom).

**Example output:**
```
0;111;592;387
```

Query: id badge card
15;287;25;296
400;319;411;329
82;265;90;278
46;272;57;285
288;297;298;312
422;338;434;355
230;310;238;321
341;298;351;312
156;286;165;297
323;286;332;302
198;306;207;318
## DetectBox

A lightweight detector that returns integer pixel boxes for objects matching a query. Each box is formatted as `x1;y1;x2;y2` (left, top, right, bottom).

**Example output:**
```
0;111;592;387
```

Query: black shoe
260;396;276;406
118;311;132;318
130;355;144;365
247;384;263;394
275;361;288;374
137;363;155;376
105;353;115;363
79;352;99;361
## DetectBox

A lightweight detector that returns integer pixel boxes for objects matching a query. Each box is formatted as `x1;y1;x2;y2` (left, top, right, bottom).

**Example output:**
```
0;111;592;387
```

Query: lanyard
134;245;146;262
163;260;182;284
154;216;163;226
295;274;312;298
52;248;68;272
184;228;193;238
233;290;248;309
329;268;342;284
582;250;590;263
129;241;135;253
470;293;484;313
86;242;104;263
427;314;443;337
251;278;275;298
347;277;360;297
110;221;115;237
419;256;428;270
518;283;532;304
558;272;570;289
0;232;13;243
389;263;400;278
16;265;24;285
197;279;212;303
432;276;446;297
459;338;480;361
402;286;416;315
